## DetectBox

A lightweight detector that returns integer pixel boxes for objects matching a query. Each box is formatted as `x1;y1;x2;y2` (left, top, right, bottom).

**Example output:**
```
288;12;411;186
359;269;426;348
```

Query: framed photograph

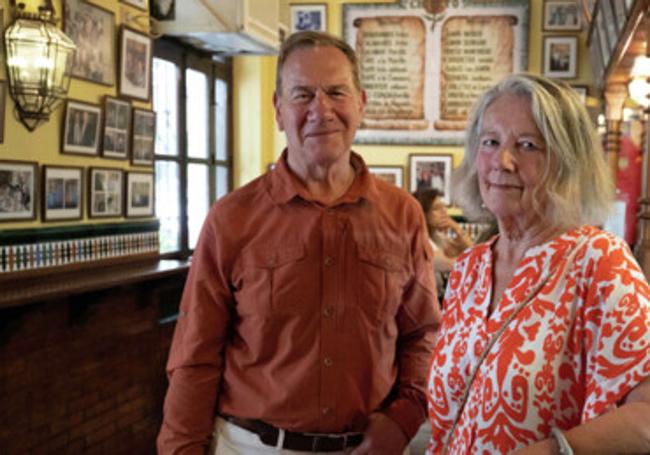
571;84;588;103
0;160;37;221
409;154;453;205
119;26;153;102
42;166;83;221
131;108;156;166
89;167;123;218
368;165;404;189
543;1;581;31
543;36;578;79
64;0;115;86
62;100;102;156
126;172;154;218
120;0;148;11
101;96;131;159
290;4;327;32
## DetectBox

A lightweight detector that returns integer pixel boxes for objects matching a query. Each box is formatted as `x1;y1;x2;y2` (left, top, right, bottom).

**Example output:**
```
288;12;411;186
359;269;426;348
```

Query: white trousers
212;418;357;455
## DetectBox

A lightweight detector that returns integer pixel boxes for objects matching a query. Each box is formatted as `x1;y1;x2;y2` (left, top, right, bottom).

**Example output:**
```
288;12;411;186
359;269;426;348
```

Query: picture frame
571;84;588;103
131;108;156;167
126;172;154;218
408;154;453;205
0;160;37;221
62;100;102;156
63;0;116;86
118;26;153;102
543;36;578;79
42;165;83;221
120;0;148;12
543;1;582;31
101;96;131;159
290;4;327;32
89;167;123;218
368;165;404;189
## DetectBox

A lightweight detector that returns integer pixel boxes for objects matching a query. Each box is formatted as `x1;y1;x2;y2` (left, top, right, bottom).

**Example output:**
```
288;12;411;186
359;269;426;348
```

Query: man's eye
481;139;498;147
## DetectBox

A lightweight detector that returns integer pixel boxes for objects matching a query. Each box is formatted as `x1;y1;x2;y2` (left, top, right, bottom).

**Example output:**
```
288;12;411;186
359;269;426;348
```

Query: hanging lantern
4;2;76;131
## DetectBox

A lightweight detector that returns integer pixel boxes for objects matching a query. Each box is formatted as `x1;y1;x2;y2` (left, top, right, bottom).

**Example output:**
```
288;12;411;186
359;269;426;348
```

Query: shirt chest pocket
233;244;309;317
356;245;408;322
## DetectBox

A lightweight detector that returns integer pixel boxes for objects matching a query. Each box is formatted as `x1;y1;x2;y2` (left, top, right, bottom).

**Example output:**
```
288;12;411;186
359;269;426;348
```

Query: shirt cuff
381;397;426;441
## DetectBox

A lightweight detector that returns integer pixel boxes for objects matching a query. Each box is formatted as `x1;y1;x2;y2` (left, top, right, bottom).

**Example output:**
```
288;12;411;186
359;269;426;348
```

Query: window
153;39;232;256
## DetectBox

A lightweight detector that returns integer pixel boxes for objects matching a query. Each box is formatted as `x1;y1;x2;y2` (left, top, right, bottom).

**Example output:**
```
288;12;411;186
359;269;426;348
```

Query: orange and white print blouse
427;225;650;454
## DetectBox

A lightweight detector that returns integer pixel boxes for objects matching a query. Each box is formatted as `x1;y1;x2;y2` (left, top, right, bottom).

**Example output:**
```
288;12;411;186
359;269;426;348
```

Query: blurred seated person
426;73;650;454
412;188;473;298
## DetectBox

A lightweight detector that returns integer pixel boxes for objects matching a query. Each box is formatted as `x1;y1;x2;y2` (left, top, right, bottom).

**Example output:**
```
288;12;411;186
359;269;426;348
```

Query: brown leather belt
223;415;364;452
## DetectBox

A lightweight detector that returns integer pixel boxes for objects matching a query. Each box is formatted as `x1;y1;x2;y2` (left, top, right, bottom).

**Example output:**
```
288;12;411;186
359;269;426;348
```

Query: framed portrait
126;172;154;218
0;160;37;221
101;96;131;159
131;108;156;166
408;154;453;205
89;167;123;218
121;0;148;12
543;36;578;79
290;4;327;32
42;165;83;221
571;84;588;103
62;100;102;156
368;165;404;189
64;0;116;86
119;26;153;102
543;1;581;31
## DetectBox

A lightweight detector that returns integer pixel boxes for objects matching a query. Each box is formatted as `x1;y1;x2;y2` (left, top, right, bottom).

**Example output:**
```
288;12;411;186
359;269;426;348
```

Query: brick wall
0;276;185;454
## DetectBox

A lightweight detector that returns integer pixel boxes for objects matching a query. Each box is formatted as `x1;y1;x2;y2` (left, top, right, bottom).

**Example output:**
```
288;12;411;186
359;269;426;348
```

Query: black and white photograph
543;1;581;31
131;108;156;166
42;166;83;221
0;160;37;221
543;36;578;78
89;167;123;218
102;97;131;159
62;100;102;156
290;4;327;32
64;0;116;86
126;172;154;217
119;26;153;102
409;154;453;205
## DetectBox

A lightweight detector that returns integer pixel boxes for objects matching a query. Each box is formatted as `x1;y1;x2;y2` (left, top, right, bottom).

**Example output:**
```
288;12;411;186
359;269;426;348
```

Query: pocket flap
241;244;306;269
357;245;406;272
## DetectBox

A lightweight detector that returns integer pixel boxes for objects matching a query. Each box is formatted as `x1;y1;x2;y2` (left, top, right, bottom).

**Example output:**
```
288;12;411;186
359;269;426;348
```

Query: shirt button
323;306;334;317
324;256;333;266
322;407;331;415
266;256;276;266
323;357;333;367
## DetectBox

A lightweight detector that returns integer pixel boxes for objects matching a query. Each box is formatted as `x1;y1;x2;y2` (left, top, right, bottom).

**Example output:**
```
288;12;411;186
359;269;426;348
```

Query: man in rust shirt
158;31;441;454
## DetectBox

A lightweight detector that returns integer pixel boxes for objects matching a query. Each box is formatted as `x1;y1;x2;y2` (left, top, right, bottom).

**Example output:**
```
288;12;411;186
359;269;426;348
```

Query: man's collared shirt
158;150;440;453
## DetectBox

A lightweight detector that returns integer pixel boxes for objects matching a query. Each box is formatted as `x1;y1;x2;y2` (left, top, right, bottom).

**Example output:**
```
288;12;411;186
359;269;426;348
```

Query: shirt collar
267;149;380;206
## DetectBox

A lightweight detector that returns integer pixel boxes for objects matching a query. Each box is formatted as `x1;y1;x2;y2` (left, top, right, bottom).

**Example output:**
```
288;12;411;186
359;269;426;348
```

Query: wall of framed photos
0;0;154;233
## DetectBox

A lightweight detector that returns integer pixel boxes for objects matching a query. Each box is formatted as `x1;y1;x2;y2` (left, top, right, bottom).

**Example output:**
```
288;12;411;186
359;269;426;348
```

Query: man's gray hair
454;73;613;228
275;31;362;95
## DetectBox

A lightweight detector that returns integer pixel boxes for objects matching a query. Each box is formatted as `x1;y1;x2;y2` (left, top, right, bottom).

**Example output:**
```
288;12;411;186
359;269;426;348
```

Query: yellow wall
0;0;151;229
233;0;596;205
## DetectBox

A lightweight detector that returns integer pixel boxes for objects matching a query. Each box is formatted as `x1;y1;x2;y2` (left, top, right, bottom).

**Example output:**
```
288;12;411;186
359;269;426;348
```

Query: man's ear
273;91;284;132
